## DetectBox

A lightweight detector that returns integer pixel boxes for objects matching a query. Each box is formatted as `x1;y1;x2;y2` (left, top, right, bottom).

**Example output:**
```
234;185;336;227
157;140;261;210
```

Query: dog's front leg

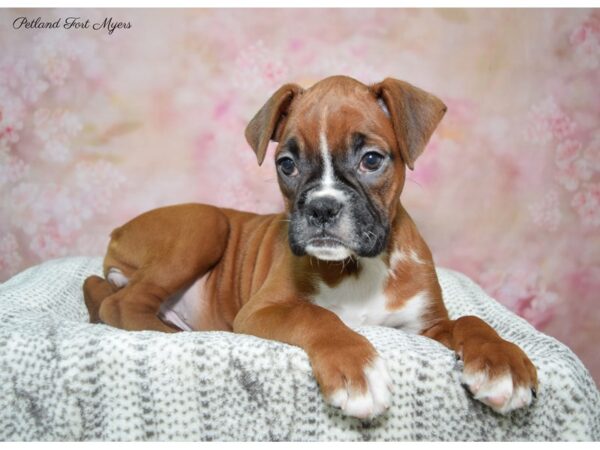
233;297;392;419
423;316;538;414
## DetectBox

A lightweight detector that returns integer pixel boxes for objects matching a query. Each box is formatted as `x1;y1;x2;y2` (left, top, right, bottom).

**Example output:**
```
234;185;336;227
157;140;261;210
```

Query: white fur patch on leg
327;356;392;419
107;267;129;289
507;385;533;411
461;369;533;414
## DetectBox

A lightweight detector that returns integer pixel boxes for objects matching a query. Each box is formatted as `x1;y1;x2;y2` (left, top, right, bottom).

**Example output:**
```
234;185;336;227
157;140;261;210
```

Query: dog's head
245;75;446;261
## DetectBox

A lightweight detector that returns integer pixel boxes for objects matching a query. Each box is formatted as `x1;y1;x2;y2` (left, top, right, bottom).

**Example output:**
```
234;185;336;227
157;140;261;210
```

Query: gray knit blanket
0;257;598;441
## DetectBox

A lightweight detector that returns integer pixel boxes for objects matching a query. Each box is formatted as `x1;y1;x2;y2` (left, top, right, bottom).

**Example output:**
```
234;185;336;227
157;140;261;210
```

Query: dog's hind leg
85;204;230;333
83;275;115;323
97;279;182;333
82;269;174;332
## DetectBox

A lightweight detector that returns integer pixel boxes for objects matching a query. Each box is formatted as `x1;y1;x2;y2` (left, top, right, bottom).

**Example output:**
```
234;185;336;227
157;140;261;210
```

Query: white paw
461;369;534;414
107;267;129;289
327;356;393;419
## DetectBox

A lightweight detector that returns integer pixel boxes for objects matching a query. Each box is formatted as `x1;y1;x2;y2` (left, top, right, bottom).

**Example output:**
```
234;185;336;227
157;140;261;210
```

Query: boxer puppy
83;75;538;419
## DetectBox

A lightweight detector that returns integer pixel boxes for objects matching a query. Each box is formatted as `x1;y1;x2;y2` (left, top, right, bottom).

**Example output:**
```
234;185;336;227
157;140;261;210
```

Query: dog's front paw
460;339;538;414
310;340;393;419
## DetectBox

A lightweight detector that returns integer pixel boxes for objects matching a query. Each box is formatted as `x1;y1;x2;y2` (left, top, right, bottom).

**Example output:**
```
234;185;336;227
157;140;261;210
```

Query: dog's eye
278;157;298;177
359;152;384;172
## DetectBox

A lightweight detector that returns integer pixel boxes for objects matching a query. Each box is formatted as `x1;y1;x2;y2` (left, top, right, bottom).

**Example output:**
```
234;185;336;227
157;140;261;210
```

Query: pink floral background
0;9;598;384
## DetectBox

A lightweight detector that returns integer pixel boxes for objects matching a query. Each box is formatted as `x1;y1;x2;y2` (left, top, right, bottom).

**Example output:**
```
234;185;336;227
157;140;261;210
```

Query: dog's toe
461;368;535;414
460;339;537;414
328;388;348;409
366;356;393;410
325;355;392;419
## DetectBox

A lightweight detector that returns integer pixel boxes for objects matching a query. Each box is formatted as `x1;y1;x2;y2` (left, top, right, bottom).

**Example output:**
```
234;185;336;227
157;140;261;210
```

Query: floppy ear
245;83;304;165
370;78;447;170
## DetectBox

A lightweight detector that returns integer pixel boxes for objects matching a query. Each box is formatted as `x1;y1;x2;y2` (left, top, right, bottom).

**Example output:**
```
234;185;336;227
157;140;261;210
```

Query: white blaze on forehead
318;129;335;189
307;110;348;202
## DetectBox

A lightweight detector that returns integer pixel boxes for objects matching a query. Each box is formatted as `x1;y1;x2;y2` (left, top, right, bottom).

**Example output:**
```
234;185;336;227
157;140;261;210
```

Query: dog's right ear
370;78;447;170
245;83;303;166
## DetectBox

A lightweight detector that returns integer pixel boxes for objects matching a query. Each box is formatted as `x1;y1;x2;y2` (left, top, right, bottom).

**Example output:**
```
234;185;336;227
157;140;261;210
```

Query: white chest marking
388;248;426;278
312;257;428;333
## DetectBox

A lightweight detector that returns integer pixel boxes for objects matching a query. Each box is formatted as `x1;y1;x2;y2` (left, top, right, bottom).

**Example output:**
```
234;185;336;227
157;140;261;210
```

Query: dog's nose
306;197;343;227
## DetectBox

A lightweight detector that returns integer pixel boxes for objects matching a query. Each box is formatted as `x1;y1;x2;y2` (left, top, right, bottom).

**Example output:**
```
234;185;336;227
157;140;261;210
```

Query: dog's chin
305;238;355;262
305;245;354;261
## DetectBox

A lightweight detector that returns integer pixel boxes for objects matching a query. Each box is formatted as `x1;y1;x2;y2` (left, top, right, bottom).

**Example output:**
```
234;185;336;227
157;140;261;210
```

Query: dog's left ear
371;78;447;170
245;83;304;166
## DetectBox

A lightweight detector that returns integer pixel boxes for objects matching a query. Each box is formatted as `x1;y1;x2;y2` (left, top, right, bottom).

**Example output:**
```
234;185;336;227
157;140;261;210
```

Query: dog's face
245;76;446;261
274;85;404;261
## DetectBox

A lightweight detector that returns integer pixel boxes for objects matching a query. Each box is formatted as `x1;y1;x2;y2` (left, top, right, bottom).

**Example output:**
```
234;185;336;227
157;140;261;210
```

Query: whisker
406;177;424;189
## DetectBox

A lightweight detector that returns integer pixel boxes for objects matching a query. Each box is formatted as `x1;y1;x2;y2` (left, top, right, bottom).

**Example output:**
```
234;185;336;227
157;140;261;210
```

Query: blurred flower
4;161;125;259
29;222;70;260
480;263;559;329
33;33;73;86
525;97;576;144
0;92;25;147
529;190;561;231
232;40;289;91
0;233;22;275
40;141;72;164
571;182;600;227
570;11;600;69
582;135;600;172
33;109;83;163
555;139;581;170
0;154;29;187
15;61;50;103
7;182;45;236
556;157;594;191
73;160;127;216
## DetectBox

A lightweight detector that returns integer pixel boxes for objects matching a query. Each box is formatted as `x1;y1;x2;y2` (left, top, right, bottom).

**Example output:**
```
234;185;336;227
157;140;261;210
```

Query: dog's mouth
304;235;354;261
306;236;347;248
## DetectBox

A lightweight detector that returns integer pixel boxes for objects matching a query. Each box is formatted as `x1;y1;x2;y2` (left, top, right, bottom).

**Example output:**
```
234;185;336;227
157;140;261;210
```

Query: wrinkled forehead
280;88;396;157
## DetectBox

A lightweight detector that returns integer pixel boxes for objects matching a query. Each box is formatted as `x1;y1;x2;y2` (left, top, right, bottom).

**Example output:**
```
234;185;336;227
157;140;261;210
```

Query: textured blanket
0;257;598;441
